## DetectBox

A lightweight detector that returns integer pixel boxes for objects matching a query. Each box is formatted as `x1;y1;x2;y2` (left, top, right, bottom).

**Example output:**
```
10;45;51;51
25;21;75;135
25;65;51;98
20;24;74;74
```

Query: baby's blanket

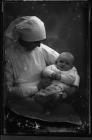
37;80;67;96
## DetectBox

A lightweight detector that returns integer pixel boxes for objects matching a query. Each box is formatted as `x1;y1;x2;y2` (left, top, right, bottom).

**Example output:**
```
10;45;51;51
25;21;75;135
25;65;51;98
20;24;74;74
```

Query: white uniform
5;16;59;100
4;16;80;115
5;42;59;96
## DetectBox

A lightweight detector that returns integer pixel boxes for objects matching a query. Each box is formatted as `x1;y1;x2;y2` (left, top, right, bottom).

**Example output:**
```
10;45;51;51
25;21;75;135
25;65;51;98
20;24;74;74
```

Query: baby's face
56;57;73;71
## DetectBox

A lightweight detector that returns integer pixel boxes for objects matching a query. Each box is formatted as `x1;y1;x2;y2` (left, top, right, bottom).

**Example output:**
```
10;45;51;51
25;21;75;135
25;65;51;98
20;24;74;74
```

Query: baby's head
56;52;74;71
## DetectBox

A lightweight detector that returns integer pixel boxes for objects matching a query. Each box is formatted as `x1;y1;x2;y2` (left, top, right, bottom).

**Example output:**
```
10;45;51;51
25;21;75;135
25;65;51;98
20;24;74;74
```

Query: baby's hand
51;73;61;80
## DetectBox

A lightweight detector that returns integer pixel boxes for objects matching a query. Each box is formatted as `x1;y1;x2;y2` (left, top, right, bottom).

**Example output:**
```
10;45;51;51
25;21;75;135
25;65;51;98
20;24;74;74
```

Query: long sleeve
60;73;75;85
5;51;24;98
5;50;14;92
5;57;37;98
60;67;80;87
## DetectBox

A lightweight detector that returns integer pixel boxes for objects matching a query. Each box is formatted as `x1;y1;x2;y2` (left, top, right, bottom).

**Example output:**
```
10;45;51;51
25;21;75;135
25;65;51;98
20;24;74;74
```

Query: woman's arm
5;57;23;98
40;44;59;65
5;57;35;99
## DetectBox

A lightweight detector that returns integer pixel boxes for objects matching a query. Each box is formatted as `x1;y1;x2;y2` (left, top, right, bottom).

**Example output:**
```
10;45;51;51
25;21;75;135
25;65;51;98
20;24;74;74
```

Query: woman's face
18;38;41;52
56;57;73;71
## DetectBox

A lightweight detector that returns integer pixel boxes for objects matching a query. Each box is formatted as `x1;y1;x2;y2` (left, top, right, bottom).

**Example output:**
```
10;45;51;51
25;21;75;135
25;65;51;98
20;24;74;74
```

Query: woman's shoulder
40;43;52;51
40;43;50;48
40;43;59;55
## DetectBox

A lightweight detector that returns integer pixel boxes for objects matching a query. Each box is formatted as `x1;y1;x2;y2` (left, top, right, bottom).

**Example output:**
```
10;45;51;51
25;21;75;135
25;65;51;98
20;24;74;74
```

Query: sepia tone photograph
2;0;91;137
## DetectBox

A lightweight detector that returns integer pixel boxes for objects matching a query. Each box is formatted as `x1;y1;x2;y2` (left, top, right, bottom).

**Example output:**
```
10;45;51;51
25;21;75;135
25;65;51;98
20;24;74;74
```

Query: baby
36;52;80;114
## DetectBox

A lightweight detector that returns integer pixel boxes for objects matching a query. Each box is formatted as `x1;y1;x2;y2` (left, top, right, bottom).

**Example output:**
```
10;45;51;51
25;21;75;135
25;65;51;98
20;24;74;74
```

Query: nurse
4;16;80;133
5;16;79;113
5;16;59;100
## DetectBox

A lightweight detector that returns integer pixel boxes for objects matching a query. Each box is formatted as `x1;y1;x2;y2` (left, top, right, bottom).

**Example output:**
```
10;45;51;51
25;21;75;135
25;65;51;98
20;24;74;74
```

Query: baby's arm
61;68;80;95
60;73;75;85
61;67;80;87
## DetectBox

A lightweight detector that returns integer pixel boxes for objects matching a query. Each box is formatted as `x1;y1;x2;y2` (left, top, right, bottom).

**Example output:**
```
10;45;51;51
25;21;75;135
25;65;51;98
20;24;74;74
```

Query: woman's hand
68;86;77;95
63;86;77;97
20;86;38;97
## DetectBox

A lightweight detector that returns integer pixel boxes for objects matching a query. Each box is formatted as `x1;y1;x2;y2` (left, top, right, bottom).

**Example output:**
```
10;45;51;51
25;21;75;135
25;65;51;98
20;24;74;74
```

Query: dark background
3;0;90;126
